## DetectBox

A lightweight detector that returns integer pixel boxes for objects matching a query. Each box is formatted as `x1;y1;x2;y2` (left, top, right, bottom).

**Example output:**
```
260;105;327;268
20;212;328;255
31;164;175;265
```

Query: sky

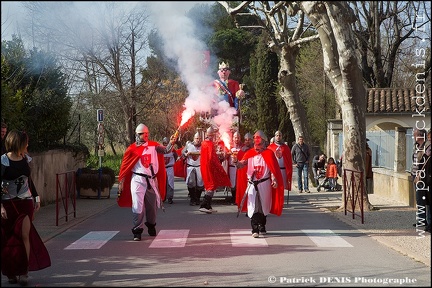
1;1;208;40
1;1;238;135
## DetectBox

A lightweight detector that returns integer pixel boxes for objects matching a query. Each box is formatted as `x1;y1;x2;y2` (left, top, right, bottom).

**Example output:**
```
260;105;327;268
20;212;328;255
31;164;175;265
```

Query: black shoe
132;227;143;241
168;198;173;204
258;225;267;235
251;227;260;238
8;277;18;284
199;207;212;213
18;275;28;286
133;234;141;241
145;222;157;236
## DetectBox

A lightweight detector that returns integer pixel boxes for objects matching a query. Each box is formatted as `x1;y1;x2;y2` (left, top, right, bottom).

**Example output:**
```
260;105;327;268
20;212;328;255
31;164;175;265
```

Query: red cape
200;139;231;190
173;148;186;179
117;141;167;207
268;143;293;191
236;148;285;216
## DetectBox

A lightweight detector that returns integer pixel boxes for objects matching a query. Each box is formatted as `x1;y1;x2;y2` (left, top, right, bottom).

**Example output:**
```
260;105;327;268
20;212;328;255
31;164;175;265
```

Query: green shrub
86;154;122;176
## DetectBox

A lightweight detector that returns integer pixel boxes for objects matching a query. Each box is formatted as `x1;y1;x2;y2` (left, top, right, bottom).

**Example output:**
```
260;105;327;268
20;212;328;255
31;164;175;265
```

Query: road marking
65;231;119;250
149;230;189;248
302;229;353;247
230;229;268;247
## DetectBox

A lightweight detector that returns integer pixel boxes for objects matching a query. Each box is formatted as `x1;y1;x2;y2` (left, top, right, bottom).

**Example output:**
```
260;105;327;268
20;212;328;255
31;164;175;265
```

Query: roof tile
367;88;431;113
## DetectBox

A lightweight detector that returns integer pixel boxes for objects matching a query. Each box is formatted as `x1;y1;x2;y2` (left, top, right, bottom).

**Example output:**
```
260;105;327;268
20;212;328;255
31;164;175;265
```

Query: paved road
2;178;430;287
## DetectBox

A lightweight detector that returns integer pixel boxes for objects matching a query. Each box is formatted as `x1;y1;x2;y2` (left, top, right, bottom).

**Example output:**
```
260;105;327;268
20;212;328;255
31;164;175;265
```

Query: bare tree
301;2;369;210
218;1;319;184
22;2;160;146
350;1;431;88
220;1;370;210
219;2;320;141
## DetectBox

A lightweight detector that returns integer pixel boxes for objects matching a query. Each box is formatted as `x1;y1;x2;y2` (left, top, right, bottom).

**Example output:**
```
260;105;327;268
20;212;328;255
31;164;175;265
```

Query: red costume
213;79;241;109
268;142;293;191
173;147;186;179
1;201;51;278
200;139;231;191
117;141;167;207
236;148;285;216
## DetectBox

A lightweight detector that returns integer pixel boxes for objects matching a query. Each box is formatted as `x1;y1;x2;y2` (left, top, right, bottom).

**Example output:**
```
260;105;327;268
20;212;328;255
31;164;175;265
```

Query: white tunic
131;145;161;213
245;153;272;218
184;143;203;187
164;151;176;190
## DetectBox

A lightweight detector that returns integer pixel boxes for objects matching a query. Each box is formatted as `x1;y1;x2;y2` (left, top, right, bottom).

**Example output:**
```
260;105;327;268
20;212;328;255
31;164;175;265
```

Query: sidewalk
294;190;430;266
33;187;118;243
33;180;430;267
290;170;431;267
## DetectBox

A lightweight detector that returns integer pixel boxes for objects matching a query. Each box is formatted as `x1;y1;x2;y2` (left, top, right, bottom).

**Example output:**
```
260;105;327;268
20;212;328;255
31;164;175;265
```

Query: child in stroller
316;157;342;192
316;174;342;191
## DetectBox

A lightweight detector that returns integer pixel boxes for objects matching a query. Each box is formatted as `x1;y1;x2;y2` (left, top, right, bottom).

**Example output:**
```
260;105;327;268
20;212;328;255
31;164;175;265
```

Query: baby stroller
316;169;342;192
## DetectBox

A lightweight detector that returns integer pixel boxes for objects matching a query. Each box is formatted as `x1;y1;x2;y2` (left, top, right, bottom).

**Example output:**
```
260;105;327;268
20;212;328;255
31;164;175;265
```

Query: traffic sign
97;109;104;122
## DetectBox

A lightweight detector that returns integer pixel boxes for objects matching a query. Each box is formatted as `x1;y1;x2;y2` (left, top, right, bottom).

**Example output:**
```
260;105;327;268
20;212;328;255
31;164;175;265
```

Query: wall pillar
394;127;407;172
326;119;343;159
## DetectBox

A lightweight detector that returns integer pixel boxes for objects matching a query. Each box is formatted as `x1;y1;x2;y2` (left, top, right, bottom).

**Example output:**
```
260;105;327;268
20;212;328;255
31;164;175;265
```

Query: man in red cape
268;130;293;192
235;130;284;237
117;123;177;241
199;126;231;214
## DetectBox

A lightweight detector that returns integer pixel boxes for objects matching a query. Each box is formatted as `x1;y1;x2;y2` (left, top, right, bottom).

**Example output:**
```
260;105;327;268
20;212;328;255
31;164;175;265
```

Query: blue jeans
296;163;309;191
328;178;336;190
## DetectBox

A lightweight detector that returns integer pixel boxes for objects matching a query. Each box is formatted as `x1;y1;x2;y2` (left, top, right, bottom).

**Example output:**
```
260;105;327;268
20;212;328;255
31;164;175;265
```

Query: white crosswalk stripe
230;229;269;247
149;229;189;248
64;229;354;249
65;231;119;250
301;229;353;247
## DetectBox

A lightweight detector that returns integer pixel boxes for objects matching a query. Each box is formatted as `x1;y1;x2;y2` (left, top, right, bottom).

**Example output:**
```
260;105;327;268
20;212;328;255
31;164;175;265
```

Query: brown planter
79;187;111;198
76;167;115;199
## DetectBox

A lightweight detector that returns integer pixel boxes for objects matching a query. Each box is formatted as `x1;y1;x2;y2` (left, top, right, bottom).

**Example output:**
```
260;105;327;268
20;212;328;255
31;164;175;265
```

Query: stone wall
29;150;86;205
371;168;414;207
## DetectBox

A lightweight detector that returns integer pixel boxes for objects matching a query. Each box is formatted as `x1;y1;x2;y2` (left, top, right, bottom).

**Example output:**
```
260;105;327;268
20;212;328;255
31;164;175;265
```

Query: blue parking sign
97;109;104;122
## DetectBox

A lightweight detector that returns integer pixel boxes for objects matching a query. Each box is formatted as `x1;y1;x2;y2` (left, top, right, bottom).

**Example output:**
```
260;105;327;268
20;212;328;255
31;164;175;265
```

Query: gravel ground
300;191;431;267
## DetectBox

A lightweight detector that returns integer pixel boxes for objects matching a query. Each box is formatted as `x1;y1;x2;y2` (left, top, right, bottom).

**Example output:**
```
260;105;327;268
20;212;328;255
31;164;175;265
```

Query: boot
188;188;196;206
230;188;236;205
199;194;213;214
195;188;203;205
145;222;157;236
251;214;260;238
258;214;267;235
132;227;144;241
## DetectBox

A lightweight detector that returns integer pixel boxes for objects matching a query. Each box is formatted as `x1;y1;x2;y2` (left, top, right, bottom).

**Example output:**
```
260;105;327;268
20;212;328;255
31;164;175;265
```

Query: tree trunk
301;1;372;211
278;45;315;183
